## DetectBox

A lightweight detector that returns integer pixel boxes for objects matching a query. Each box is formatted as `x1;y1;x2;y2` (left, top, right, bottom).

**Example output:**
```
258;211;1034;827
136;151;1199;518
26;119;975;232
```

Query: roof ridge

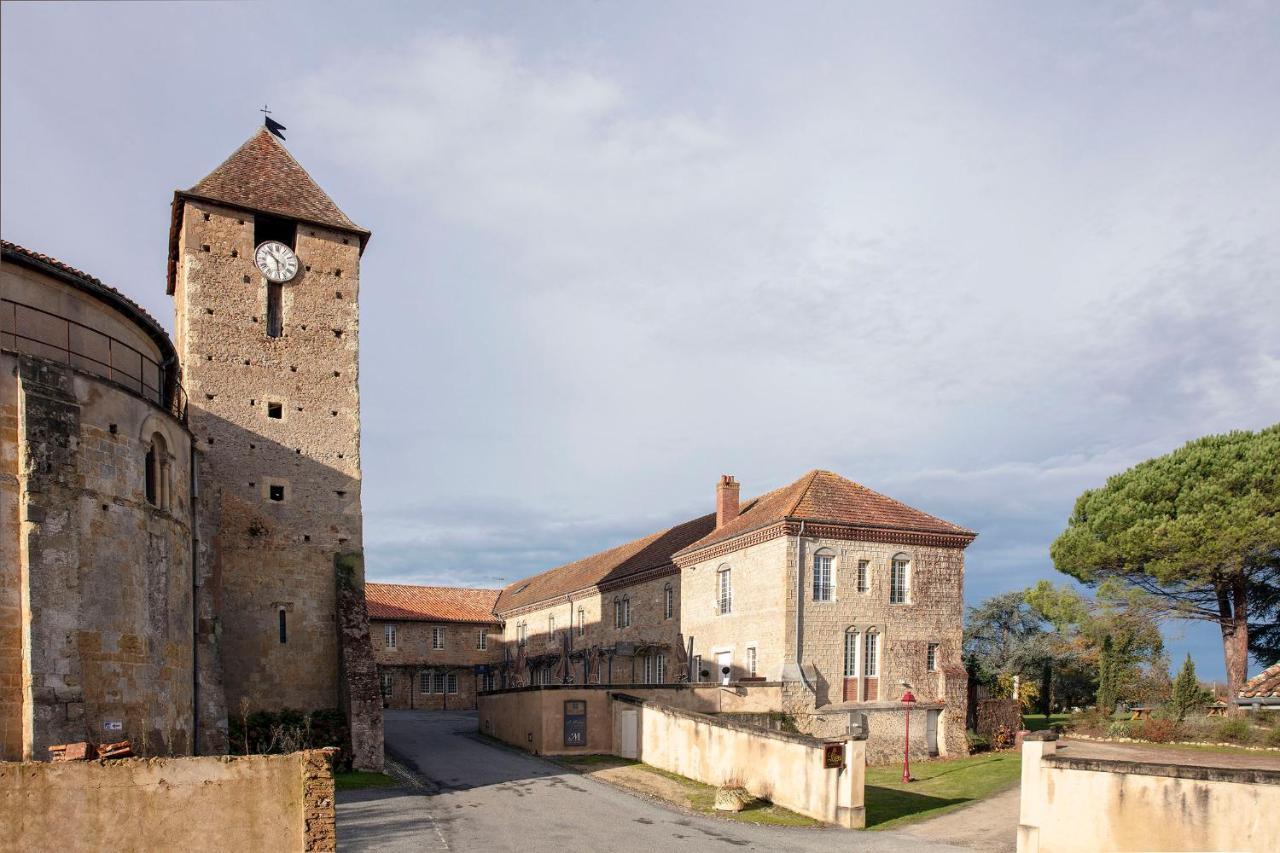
785;469;822;517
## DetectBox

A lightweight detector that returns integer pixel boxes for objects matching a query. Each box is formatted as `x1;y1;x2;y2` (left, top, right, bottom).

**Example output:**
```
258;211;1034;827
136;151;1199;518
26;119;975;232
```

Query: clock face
255;241;299;283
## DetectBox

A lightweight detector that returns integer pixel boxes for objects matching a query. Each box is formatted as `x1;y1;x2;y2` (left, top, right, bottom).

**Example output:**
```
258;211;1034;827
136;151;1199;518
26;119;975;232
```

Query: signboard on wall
823;742;845;769
564;700;587;747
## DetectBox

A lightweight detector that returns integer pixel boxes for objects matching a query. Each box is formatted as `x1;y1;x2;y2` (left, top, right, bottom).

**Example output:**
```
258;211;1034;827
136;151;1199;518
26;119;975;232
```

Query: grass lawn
1021;713;1070;731
334;770;400;791
553;755;821;827
865;752;1022;830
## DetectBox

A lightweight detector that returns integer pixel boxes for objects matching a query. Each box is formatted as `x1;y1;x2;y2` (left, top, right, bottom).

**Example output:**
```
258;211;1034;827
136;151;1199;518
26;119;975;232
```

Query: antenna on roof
260;105;287;141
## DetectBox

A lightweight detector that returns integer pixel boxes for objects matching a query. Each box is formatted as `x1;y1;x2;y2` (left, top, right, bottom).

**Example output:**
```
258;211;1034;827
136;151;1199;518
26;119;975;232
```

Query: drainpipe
794;521;815;692
189;443;200;754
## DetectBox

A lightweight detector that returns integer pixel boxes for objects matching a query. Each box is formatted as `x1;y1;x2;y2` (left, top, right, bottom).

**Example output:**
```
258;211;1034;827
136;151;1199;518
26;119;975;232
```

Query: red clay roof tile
366;583;500;624
1239;663;1280;699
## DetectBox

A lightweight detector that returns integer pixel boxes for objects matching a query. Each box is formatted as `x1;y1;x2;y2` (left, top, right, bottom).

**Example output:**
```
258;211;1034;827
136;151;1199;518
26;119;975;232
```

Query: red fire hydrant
901;688;917;783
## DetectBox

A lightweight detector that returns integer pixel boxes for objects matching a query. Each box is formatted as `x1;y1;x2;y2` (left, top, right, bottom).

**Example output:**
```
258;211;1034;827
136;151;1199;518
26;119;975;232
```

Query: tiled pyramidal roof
183;128;367;235
496;469;975;615
1239;663;1280;699
366;583;501;624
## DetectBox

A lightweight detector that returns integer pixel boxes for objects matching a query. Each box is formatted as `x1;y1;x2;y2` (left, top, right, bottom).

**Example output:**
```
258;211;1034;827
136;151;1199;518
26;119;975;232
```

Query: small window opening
279;609;287;644
266;281;283;338
243;275;251;284
269;484;285;502
267;402;282;419
335;490;346;497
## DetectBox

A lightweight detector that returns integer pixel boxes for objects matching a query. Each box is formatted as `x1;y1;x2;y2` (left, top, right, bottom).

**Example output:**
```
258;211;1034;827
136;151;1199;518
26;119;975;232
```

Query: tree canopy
1050;425;1280;698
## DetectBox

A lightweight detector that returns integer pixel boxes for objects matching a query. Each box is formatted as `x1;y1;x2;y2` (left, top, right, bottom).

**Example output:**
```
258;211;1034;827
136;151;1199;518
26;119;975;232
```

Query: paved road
337;709;970;852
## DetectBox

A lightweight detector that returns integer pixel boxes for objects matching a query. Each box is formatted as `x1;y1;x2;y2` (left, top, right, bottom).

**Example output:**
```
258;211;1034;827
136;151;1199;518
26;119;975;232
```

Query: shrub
1138;717;1180;743
1106;720;1135;739
1066;709;1111;737
1266;727;1280;748
991;724;1016;750
228;707;348;764
966;730;991;752
1212;719;1251;743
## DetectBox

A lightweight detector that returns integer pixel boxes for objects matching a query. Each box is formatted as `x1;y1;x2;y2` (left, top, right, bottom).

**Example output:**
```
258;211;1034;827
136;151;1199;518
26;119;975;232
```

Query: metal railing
2;297;187;422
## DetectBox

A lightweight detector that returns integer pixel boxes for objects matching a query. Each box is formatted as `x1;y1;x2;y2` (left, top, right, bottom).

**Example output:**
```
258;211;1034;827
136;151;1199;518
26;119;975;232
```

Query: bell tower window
255;214;295;339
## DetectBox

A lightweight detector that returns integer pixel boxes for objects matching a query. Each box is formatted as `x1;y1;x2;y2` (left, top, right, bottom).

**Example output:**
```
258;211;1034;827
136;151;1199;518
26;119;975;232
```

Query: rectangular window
433;672;446;694
664;585;674;619
864;633;879;677
656;653;666;684
813;553;834;601
746;646;757;678
419;671;431;693
384;623;396;649
278;609;287;644
577;607;585;636
446;672;458;694
890;557;910;604
693;655;703;682
927;643;939;672
269;484;285;502
432;627;445;649
844;632;859;678
266;281;283;338
477;630;487;650
856;560;869;593
717;568;732;615
267;401;283;419
380;672;391;695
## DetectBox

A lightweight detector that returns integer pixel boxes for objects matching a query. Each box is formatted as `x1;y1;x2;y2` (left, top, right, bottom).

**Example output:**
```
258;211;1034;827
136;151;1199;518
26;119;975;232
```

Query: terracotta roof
1239;663;1280;699
2;239;177;365
166;127;370;293
366;583;501;624
495;512;717;615
496;469;974;615
676;469;975;557
185;127;366;236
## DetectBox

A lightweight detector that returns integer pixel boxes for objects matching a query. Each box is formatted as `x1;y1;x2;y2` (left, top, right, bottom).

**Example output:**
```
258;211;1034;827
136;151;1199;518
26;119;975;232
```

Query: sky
3;1;1278;681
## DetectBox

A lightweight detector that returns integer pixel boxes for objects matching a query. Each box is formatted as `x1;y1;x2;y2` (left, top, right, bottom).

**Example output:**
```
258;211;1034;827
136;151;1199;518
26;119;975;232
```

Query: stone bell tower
168;125;382;767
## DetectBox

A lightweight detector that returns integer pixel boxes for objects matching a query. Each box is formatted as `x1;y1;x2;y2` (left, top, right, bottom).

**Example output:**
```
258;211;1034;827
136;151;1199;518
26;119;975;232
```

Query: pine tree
1170;654;1204;721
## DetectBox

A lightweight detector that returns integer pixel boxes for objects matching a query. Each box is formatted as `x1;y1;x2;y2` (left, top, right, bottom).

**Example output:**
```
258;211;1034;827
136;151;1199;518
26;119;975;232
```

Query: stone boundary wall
614;693;866;828
1017;733;1280;853
0;748;338;853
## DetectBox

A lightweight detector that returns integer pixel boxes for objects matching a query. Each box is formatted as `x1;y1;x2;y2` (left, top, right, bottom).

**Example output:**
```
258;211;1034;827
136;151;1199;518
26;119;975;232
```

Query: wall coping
1042;754;1280;786
480;681;783;697
611;692;867;745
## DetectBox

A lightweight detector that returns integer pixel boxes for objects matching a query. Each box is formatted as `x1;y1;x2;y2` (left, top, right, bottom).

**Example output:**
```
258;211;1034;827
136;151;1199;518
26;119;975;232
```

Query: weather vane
260;104;287;141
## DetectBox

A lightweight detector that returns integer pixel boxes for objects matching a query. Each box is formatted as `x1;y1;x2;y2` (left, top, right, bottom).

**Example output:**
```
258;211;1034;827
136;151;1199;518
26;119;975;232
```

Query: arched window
613;597;622;628
577;606;586;636
663;583;674;619
812;549;835;601
619;596;631;628
145;432;170;510
717;566;732;615
890;553;911;603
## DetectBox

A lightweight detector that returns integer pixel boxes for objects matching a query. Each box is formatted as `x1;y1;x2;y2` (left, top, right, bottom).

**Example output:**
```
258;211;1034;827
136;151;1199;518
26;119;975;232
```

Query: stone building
490;471;976;760
367;583;503;710
492;514;705;688
1;126;382;768
675;471;975;758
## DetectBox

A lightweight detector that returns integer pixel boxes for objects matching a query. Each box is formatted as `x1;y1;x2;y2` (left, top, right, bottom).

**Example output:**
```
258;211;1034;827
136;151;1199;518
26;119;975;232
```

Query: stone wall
173;199;379;758
0;747;338;852
2;353;195;761
680;536;791;682
1017;733;1280;853
499;571;682;686
335;555;383;771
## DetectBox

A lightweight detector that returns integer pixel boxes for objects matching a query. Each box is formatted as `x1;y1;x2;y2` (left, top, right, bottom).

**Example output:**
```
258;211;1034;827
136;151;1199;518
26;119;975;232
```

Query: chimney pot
716;475;740;529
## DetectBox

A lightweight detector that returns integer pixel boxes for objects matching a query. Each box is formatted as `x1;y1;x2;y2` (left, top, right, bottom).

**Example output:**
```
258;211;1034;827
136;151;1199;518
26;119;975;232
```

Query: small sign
103;721;123;732
823;742;845;769
564;700;587;747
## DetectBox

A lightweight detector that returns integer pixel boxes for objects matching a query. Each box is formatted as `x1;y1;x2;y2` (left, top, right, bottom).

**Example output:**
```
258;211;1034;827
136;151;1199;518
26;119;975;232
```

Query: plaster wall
1017;736;1280;853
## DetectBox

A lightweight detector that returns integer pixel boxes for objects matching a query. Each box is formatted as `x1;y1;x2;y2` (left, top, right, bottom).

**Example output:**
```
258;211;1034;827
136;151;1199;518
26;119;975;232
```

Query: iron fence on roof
2;297;188;423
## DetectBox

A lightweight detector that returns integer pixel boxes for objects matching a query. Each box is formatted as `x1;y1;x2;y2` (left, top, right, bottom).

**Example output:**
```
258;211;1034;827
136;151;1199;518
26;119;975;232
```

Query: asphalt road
337;709;970;853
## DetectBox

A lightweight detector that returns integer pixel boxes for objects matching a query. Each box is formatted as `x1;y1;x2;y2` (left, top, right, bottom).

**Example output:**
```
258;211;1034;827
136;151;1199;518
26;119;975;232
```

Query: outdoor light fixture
900;682;917;784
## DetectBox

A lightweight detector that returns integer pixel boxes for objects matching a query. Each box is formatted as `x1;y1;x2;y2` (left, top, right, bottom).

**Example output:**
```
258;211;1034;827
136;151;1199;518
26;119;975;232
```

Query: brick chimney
716;475;740;529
